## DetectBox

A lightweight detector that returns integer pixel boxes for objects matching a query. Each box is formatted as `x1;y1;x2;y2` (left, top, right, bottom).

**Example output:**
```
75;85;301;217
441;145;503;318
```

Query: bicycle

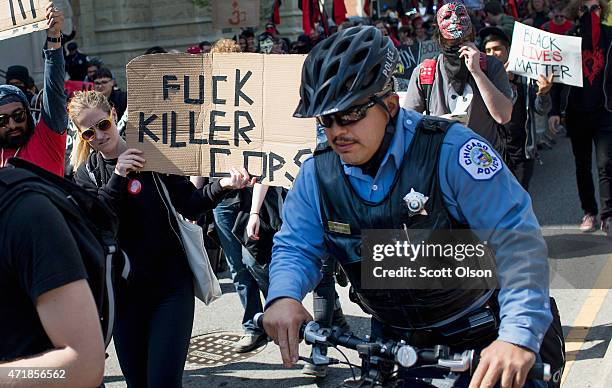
254;313;551;388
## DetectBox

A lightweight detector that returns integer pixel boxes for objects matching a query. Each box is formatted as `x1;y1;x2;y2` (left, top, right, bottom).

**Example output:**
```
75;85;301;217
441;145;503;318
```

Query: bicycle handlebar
253;312;551;382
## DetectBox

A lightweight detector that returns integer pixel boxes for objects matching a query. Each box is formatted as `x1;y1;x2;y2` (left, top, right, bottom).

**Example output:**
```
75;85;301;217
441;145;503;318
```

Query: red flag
272;0;281;25
332;0;347;25
363;0;370;15
300;0;312;34
507;0;518;18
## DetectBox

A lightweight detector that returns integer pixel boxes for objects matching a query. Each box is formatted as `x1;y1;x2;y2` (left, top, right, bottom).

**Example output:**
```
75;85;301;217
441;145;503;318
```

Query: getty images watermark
361;229;503;290
371;238;491;279
360;228;612;290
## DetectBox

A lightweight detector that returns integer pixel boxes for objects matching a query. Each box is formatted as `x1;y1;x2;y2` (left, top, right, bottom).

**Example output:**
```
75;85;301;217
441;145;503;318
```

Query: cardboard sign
64;80;94;99
126;53;316;188
396;40;440;91
0;0;47;41
507;22;583;87
212;0;260;30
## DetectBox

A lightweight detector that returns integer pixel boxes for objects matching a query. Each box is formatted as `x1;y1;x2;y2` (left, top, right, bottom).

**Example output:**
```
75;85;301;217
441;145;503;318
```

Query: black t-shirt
0;193;87;361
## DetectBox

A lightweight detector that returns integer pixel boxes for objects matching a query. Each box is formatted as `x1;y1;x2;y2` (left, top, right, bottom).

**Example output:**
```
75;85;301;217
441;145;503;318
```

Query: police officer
261;26;553;388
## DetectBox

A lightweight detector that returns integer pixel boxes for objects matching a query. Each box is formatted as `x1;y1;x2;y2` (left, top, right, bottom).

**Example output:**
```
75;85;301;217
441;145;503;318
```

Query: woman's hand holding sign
115;149;146;177
220;167;256;190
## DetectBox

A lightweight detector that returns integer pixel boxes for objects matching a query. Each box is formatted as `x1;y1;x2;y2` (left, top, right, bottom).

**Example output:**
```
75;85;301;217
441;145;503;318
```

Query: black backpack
0;158;119;348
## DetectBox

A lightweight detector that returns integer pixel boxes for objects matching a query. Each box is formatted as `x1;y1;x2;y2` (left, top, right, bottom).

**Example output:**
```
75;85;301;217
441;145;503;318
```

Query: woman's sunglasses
316;99;378;128
79;114;113;141
0;109;27;128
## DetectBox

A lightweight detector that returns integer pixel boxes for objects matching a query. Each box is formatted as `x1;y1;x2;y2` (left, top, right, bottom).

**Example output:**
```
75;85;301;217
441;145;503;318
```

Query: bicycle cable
332;344;359;381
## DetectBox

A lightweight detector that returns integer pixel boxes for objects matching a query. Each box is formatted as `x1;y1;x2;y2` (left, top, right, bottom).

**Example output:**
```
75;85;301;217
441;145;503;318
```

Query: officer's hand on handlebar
468;340;536;388
261;298;313;368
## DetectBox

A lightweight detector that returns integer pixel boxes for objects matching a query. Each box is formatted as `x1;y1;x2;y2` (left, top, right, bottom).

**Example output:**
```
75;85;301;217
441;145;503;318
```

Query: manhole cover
187;332;266;367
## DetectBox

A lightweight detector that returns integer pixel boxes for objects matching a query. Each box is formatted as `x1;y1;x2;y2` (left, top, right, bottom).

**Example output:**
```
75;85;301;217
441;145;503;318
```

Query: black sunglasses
316;99;378;128
581;4;601;13
0;109;27;128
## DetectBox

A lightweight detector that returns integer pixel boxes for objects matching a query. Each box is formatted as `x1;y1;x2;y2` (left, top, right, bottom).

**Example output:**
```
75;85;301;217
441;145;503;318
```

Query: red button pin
127;178;142;195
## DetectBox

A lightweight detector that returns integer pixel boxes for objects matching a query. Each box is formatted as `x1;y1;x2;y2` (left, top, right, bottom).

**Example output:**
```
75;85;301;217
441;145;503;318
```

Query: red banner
64;80;94;99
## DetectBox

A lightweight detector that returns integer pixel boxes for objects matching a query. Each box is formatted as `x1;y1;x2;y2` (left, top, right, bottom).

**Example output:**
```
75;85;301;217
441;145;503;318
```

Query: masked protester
404;0;513;154
0;2;67;176
258;33;275;54
548;0;612;236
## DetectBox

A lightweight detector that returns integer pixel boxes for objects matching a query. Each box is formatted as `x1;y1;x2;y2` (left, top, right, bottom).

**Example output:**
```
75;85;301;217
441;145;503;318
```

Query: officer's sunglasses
316;99;379;128
79;114;113;141
0;109;27;128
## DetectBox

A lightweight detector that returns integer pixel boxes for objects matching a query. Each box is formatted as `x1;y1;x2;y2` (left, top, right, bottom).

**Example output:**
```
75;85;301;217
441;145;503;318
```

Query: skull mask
437;2;472;40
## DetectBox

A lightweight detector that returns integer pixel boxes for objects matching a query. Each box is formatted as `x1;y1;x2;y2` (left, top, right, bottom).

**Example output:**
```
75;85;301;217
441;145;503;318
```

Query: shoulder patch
458;138;503;180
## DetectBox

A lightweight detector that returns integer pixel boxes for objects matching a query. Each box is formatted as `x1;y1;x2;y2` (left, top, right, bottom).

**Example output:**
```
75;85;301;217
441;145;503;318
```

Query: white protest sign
507;21;583;87
126;53;316;188
0;0;47;41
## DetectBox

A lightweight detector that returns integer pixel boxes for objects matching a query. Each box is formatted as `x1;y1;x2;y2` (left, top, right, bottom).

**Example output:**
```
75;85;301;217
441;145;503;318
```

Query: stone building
72;0;367;87
1;0;367;88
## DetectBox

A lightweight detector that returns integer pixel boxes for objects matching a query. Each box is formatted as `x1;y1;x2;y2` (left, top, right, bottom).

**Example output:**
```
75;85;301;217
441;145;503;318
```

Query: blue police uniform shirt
267;108;552;353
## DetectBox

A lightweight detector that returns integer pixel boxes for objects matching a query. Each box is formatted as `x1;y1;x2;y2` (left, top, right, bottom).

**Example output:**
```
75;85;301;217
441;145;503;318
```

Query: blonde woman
69;91;253;387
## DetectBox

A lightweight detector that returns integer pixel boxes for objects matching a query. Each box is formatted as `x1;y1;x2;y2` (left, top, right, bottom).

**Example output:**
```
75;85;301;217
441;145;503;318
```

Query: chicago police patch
458;138;502;180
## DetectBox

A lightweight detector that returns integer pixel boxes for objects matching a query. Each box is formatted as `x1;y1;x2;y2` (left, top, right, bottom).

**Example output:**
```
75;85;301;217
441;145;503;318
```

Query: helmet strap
355;111;397;178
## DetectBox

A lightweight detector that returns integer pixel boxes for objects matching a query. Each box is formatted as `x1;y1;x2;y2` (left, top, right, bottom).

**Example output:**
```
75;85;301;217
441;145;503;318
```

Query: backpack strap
419;59;437;116
418;116;457;133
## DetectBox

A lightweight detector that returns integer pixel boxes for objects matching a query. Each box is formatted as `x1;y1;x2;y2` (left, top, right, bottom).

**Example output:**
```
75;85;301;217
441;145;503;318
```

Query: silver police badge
403;188;428;216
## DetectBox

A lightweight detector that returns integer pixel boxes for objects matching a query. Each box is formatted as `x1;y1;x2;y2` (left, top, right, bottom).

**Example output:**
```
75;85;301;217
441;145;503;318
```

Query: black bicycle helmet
294;25;399;118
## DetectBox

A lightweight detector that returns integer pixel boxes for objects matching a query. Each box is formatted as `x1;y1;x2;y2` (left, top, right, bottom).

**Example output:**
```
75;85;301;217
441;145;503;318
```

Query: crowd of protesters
0;0;610;386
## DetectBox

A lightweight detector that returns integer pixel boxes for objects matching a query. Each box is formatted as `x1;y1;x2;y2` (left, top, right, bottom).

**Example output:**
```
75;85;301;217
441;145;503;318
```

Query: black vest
315;117;492;329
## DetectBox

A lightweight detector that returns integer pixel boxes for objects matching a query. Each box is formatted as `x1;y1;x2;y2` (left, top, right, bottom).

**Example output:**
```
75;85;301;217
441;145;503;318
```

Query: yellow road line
561;253;612;387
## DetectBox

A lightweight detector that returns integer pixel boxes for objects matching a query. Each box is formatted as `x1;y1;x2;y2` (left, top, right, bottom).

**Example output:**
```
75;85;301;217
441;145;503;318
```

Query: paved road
103;136;612;388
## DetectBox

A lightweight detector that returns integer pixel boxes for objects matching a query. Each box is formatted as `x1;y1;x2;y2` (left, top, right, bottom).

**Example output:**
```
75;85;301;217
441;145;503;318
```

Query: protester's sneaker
601;217;612;239
302;363;328;378
234;332;268;353
580;214;598;233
